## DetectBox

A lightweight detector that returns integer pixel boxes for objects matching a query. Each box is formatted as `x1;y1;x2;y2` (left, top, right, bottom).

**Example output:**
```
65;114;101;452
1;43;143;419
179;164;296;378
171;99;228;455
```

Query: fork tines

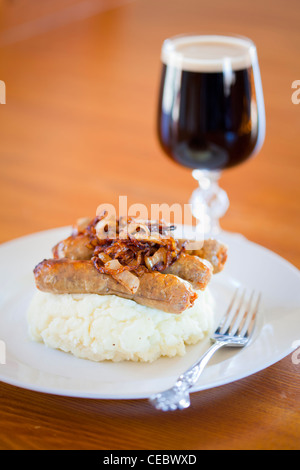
215;288;261;338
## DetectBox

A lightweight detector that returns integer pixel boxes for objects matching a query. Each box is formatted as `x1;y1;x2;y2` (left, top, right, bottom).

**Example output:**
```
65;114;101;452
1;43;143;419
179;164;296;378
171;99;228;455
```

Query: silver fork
149;288;261;411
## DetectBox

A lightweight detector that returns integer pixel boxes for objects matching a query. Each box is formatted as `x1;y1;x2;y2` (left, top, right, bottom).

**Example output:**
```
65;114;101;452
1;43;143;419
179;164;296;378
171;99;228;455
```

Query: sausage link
33;259;197;314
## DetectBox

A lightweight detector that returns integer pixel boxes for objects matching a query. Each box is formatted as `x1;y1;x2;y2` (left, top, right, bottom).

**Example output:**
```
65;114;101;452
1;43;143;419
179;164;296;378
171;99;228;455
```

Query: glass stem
189;170;229;237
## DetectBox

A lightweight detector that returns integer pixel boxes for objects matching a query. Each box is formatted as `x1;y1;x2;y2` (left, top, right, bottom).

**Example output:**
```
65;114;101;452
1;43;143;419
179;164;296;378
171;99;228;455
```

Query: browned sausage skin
52;234;94;260
183;239;228;274
163;253;212;290
34;259;197;314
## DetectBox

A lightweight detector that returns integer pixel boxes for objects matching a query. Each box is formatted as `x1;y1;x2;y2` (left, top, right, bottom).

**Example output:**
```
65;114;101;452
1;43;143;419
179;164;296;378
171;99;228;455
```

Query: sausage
33;259;197;314
184;238;228;273
53;235;227;274
52;234;94;260
163;253;212;290
52;235;213;289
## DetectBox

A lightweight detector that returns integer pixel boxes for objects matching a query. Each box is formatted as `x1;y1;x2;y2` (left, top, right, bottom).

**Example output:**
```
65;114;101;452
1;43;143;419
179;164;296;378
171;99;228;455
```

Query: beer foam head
161;35;257;72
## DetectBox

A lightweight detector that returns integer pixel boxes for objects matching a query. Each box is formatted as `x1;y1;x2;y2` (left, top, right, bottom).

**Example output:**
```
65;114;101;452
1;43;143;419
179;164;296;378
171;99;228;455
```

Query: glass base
189;169;229;237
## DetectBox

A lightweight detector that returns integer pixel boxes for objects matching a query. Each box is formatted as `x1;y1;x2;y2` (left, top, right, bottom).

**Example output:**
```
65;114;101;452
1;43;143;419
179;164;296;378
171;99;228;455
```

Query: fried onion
84;214;185;278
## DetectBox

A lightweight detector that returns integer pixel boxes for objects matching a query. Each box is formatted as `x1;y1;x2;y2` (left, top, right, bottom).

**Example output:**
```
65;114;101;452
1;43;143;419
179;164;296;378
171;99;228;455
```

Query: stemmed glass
157;34;265;236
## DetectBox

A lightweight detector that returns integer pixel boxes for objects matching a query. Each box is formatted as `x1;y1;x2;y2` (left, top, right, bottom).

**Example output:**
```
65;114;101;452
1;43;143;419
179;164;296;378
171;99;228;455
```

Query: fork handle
174;340;227;392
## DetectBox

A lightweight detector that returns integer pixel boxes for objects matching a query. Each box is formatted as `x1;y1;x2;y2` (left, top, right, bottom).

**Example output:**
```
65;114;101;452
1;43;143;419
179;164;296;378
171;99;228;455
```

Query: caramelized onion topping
84;214;184;277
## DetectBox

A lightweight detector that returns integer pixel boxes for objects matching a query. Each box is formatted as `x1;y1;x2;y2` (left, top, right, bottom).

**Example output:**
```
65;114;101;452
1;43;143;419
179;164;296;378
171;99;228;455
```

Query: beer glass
157;34;265;235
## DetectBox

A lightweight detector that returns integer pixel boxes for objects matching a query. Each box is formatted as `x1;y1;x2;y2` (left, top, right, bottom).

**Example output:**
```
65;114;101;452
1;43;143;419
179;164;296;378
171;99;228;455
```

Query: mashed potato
27;289;214;363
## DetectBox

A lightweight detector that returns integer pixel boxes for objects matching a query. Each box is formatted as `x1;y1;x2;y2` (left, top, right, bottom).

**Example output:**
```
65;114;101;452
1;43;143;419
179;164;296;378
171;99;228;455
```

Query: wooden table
0;0;299;450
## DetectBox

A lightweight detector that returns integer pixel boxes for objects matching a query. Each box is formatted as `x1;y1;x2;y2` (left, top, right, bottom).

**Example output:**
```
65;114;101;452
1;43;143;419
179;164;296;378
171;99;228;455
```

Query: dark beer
157;35;265;170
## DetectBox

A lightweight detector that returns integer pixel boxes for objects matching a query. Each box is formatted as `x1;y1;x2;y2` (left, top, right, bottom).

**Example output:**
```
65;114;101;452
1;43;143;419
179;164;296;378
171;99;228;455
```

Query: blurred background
0;0;299;266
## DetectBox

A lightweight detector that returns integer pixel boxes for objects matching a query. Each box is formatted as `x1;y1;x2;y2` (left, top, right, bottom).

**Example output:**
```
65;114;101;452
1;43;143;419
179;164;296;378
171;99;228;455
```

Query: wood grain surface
0;0;299;450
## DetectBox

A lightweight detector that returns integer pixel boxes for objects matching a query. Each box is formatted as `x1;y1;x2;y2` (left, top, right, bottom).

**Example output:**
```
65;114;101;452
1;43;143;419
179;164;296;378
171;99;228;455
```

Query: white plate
0;227;299;399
